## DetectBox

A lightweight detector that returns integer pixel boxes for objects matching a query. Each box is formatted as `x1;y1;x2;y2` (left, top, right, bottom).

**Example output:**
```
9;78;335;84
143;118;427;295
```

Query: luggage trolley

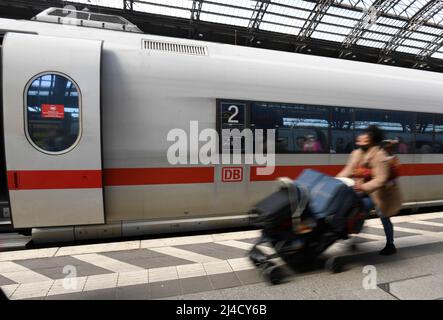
248;170;367;284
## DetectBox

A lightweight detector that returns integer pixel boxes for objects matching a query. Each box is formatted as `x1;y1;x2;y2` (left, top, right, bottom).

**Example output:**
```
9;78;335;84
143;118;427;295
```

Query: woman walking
336;125;403;255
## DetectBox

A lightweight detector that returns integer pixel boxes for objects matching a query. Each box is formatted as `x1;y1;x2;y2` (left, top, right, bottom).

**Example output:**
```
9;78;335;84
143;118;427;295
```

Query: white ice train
1;7;443;243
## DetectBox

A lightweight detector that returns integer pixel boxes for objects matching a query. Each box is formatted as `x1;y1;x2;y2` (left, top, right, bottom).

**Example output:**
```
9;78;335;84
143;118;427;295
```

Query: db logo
50;105;56;111
222;167;243;182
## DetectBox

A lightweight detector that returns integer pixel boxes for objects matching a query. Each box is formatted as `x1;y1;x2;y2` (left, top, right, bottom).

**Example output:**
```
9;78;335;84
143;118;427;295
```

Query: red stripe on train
6;163;443;190
103;167;215;186
250;165;344;181
7;170;102;190
7;167;214;190
250;163;443;181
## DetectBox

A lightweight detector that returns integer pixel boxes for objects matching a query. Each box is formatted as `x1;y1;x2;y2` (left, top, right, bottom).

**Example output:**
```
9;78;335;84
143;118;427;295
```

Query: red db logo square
222;167;243;182
41;104;65;119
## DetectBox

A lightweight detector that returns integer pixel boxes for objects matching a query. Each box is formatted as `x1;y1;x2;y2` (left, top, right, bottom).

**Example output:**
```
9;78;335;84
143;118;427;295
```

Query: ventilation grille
142;39;208;56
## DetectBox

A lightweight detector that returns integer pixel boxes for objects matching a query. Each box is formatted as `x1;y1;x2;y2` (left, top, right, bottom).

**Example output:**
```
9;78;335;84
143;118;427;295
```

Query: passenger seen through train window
415;113;433;154
434;115;443;153
251;102;329;153
330;107;354;153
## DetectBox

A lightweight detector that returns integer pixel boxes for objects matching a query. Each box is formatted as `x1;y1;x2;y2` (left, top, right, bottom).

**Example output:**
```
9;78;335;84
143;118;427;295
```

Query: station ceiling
2;0;443;72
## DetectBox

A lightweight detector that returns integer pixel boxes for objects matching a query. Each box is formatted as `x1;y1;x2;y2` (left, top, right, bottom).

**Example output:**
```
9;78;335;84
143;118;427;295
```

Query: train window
330;107;354;154
415;113;434;154
434;114;443;153
25;73;81;154
251;102;329;153
355;109;414;154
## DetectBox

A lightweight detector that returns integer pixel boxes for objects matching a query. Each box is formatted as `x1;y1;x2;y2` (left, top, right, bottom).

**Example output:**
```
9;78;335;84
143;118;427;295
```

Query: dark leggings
381;217;394;245
362;196;394;245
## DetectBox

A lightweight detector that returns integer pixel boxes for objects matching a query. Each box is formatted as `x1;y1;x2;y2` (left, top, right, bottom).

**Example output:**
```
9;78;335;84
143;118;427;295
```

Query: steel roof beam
124;0;134;12
191;0;204;22
340;0;399;57
189;0;204;38
378;0;443;63
247;0;270;44
414;28;443;67
295;0;334;52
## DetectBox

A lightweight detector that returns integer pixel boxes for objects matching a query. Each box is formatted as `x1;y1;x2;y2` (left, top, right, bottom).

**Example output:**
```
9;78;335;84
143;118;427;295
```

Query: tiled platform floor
1;211;443;300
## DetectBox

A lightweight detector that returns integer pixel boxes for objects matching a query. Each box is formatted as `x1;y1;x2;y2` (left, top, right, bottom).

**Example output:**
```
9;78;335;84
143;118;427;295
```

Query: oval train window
25;73;81;153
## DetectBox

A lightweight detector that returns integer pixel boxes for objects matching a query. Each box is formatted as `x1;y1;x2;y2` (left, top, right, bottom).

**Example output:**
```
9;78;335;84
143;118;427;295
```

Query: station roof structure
2;0;443;72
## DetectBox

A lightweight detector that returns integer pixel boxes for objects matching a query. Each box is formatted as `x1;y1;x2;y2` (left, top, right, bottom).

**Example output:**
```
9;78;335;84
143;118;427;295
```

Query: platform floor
1;212;443;300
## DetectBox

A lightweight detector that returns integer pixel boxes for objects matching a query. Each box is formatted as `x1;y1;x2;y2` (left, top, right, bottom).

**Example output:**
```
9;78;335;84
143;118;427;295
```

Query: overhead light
307;48;312;52
256;40;261;44
351;55;356;58
198;33;203;37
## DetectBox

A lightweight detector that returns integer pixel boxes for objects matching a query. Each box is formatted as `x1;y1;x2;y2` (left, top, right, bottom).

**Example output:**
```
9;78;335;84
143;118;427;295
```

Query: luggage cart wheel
263;264;284;285
325;257;343;274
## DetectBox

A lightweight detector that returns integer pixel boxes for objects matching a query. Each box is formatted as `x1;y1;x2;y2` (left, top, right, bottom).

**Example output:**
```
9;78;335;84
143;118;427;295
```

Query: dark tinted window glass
434;115;443;153
330;107;354;153
26;74;80;153
251;102;329;153
415;113;434;154
355;109;414;154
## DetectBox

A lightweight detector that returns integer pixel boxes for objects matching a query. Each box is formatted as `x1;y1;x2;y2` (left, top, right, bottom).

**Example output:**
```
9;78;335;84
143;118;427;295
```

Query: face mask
360;145;370;152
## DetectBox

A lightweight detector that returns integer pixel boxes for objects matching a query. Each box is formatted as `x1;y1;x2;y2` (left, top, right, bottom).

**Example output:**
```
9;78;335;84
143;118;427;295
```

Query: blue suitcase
297;169;362;234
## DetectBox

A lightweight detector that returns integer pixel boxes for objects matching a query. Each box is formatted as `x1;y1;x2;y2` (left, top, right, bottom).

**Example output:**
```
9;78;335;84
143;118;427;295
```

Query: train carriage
1;7;443;243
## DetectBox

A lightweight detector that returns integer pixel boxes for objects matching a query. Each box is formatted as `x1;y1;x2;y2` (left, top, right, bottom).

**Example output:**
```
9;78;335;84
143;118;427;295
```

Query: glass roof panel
262;13;306;29
337;0;378;10
202;2;253;20
69;0;123;9
388;0;431;19
140;0;192;10
266;3;313;21
260;22;301;35
199;11;249;27
356;39;385;48
417;25;443;35
377;16;407;28
315;23;352;35
368;23;402;35
311;31;347;42
430;11;443;25
401;38;430;48
431;51;443;59
396;46;422;55
326;6;364;20
362;31;393;42
271;0;316;11
133;2;190;19
408;31;438;42
321;14;360;28
207;0;253;7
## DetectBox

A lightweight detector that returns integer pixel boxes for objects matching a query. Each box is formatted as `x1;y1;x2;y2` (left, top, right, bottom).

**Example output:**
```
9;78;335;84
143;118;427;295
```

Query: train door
2;32;105;228
0;32;11;225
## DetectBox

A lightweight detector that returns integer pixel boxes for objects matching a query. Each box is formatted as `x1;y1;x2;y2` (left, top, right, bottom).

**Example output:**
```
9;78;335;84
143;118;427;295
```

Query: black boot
379;243;397;255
